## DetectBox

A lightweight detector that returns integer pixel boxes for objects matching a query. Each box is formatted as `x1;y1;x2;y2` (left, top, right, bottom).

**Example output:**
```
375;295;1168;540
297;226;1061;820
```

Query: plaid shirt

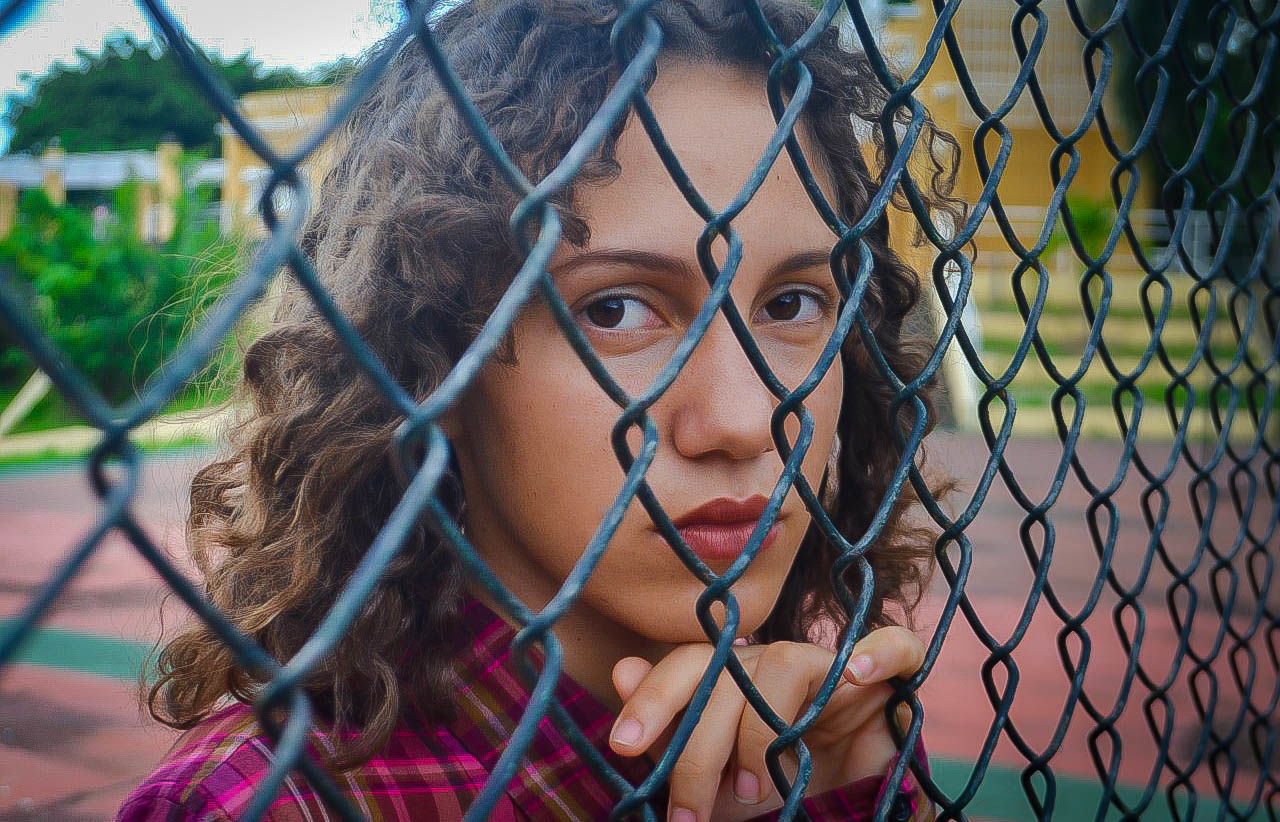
118;597;928;820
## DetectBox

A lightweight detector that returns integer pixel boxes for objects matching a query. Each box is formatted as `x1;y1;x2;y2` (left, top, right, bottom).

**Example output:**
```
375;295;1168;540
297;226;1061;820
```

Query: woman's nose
665;314;776;462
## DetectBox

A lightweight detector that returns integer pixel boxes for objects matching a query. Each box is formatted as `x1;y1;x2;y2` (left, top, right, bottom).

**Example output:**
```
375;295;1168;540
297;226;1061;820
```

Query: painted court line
1;619;152;680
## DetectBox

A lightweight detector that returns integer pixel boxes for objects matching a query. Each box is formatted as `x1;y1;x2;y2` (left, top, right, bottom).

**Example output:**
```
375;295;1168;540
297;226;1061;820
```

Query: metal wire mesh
0;0;1276;820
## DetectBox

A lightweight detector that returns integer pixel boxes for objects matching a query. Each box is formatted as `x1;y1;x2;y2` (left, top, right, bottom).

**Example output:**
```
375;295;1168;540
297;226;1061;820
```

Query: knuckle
671;750;717;786
629;679;667;710
677;643;715;664
863;626;925;672
889;624;922;647
625;684;675;726
887;630;926;671
762;640;806;671
889;625;921;646
906;635;927;668
737;721;777;760
862;681;893;703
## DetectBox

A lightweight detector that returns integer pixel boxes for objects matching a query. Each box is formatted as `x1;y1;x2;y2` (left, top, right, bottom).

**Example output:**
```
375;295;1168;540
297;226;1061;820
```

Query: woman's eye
582;295;658;331
761;290;824;323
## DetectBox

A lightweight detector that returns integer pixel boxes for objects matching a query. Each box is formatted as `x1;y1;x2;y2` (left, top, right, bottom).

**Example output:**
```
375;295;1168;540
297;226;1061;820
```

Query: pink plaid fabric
118;597;927;820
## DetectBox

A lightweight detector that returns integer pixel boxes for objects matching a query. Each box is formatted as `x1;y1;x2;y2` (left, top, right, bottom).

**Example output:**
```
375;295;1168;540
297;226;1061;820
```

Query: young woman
119;0;960;819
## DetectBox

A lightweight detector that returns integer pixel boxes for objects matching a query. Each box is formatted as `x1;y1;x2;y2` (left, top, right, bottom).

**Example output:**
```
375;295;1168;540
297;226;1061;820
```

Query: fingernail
848;654;875;682
735;769;761;803
670;808;697;822
611;717;643;748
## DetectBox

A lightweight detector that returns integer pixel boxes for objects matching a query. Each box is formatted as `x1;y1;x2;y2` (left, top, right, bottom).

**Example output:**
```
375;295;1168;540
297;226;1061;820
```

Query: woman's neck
466;582;672;714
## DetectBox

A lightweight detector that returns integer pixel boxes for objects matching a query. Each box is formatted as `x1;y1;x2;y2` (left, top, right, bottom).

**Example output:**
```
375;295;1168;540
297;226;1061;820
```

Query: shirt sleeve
115;785;231;822
746;738;934;822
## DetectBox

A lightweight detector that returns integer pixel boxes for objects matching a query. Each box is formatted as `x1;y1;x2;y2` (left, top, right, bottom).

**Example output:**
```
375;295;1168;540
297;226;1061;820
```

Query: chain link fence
0;0;1276;820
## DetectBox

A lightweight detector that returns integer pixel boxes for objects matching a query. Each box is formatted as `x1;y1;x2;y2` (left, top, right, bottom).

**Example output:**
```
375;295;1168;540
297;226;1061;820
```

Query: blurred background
0;2;398;818
1;0;1276;819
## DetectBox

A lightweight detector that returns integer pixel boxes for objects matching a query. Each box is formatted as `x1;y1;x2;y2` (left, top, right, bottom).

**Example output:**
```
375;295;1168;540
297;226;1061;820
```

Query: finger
895;701;914;735
667;663;749;822
732;642;814;806
612;656;653;703
609;644;712;756
843;625;926;686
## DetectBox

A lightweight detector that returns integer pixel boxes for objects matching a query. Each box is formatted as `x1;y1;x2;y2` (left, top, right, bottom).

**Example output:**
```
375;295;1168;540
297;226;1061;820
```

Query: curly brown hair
148;0;962;770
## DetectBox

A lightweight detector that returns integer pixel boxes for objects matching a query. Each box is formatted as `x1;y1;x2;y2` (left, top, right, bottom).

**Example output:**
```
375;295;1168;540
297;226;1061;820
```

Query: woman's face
449;60;844;653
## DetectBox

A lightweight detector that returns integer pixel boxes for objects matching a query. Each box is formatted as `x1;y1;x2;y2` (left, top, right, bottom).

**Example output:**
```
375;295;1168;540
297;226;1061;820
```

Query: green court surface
1;620;1236;821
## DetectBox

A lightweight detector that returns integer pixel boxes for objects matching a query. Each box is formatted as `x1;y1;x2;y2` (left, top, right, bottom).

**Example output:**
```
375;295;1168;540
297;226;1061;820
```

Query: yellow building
0;138;220;241
221;24;1243;440
223;17;1146;264
874;0;1253;440
875;0;1158;266
220;85;344;237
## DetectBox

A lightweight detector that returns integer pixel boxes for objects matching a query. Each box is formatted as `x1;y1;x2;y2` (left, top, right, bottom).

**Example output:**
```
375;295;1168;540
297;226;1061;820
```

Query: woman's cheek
523;357;632;532
806;355;844;483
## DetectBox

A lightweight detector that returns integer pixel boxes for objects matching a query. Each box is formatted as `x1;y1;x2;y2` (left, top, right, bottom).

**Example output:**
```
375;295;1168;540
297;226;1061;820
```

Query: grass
978;334;1250;365
0;433;214;474
983;381;1279;417
974;295;1238;326
0;379;232;435
977;297;1171;322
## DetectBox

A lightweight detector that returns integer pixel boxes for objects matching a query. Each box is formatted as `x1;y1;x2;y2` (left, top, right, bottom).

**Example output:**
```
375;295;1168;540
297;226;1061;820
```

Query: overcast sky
0;0;404;150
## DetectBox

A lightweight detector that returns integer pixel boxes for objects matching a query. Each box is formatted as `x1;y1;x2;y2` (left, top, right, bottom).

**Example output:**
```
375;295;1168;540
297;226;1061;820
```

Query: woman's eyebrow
551;248;697;281
769;249;833;279
550;247;834;281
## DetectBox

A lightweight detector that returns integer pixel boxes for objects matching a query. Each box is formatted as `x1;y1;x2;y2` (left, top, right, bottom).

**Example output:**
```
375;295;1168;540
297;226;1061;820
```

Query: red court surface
1;433;1274;820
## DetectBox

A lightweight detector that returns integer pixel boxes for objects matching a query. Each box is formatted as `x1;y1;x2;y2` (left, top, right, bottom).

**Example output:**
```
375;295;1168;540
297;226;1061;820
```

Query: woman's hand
608;627;925;822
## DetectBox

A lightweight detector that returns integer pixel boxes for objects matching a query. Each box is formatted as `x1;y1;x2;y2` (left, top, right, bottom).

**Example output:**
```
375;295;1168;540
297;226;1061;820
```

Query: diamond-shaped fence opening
0;0;1276;820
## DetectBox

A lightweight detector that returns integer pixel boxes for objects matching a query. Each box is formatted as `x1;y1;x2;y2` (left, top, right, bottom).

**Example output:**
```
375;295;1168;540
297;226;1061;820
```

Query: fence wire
0;0;1277;820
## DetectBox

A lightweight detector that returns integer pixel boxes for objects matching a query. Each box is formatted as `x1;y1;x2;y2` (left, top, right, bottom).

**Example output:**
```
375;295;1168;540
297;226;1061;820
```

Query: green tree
4;33;354;156
1092;0;1278;212
0;169;242;404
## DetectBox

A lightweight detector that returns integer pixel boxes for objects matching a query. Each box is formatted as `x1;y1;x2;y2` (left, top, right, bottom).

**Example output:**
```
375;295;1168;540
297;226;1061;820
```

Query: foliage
5;33;355;156
1091;0;1279;210
0;169;243;405
1047;193;1116;260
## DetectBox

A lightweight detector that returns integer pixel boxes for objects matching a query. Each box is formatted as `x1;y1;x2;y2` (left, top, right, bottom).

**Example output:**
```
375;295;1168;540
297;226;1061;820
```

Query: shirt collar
445;594;657;821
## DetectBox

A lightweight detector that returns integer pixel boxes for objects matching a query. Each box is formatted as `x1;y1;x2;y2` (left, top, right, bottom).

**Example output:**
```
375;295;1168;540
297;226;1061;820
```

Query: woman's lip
666;496;781;563
672;495;770;528
675;520;780;562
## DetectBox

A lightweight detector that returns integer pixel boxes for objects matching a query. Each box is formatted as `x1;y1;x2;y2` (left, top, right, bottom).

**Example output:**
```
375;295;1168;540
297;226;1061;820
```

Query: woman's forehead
561;60;837;258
